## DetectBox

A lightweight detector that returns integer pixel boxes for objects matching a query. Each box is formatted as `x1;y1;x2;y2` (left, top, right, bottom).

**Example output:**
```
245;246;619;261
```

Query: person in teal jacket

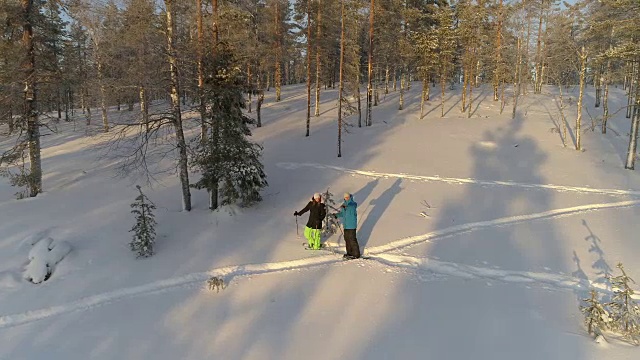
337;193;360;259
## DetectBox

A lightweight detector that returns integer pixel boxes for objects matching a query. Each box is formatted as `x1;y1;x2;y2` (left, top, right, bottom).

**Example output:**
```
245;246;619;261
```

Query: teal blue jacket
337;196;357;230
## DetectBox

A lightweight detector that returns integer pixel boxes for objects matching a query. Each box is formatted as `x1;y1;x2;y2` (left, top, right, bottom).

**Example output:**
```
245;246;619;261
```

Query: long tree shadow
583;219;613;289
357;178;402;250
571;250;591;301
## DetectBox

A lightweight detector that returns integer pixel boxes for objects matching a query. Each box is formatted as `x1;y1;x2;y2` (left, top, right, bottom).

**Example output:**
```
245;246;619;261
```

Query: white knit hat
313;193;321;200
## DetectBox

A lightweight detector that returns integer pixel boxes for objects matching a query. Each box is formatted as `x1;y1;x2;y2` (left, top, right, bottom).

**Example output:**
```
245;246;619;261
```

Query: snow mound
23;238;72;284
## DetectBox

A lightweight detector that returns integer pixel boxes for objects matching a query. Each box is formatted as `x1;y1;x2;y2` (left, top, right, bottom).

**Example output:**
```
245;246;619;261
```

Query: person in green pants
294;193;326;249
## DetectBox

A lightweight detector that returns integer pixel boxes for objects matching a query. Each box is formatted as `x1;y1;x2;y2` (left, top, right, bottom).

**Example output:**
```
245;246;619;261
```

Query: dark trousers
344;229;360;258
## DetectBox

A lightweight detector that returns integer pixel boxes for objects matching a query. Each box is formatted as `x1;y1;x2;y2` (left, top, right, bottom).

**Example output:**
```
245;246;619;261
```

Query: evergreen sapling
129;185;157;258
581;289;610;339
607;263;640;343
322;188;340;237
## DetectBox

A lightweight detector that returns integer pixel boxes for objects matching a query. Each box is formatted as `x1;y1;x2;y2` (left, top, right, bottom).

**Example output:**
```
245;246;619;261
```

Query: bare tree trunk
57;89;62;120
603;59;611;134
210;0;220;210
337;0;345;158
374;65;379;106
627;62;636;119
512;37;522;120
314;0;322;116
420;78;426;118
139;86;149;133
357;74;362;127
500;79;505;114
196;0;207;143
165;0;191;211
399;71;405;110
461;65;468;113
22;0;42;197
523;14;532;95
441;72;446;117
468;48;475;119
85;91;92;125
274;0;282;102
366;0;374;126
385;65;390;94
257;90;264;127
247;63;252;113
95;51;109;132
393;66;397;91
305;0;312;136
625;60;640;170
558;83;567;147
595;65;602;108
576;45;587;151
534;0;544;94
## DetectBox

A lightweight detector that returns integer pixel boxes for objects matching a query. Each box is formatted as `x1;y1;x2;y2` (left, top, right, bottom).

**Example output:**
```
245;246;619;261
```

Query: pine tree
580;289;610;338
129;185;157;258
322;188;340;236
191;45;268;208
607;263;640;343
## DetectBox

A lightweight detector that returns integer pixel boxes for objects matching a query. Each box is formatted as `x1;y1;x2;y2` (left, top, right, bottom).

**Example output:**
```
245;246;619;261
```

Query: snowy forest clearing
1;80;640;359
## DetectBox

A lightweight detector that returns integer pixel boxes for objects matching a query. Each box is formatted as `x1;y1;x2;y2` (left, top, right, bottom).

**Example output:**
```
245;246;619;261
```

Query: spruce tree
580;289;610;338
322;188;340;236
191;44;268;208
607;263;640;342
129;185;157;258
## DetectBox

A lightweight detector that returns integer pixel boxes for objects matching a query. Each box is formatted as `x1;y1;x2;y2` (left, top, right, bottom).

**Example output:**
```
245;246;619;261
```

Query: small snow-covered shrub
129;185;157;258
23;237;72;284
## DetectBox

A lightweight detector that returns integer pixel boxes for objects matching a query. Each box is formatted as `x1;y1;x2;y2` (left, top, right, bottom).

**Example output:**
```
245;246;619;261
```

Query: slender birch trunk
603;60;612;134
385;65;390;94
420;78;426;118
399;71;405;110
576;46;587;151
534;0;544;94
96;50;109;132
625;61;640;170
441;72;446;117
461;65;468;113
165;0;191;211
139;86;149;133
366;0;374;126
512;37;522;120
558;83;567;147
627;62;636;119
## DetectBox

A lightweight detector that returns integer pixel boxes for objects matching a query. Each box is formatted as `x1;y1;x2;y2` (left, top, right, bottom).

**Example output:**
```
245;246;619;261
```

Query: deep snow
1;81;639;359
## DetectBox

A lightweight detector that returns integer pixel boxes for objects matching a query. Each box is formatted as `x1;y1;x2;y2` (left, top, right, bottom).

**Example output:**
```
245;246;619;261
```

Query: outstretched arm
296;201;312;216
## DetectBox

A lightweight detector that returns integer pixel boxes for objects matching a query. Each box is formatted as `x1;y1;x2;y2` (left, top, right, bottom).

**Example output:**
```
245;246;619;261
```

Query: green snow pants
304;226;322;249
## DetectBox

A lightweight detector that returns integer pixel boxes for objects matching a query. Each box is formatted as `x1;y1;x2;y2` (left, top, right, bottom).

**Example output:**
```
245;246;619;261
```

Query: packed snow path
2;199;639;329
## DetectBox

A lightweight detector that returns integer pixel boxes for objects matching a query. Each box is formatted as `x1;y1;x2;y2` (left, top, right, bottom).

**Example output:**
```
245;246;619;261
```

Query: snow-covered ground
1;82;639;359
